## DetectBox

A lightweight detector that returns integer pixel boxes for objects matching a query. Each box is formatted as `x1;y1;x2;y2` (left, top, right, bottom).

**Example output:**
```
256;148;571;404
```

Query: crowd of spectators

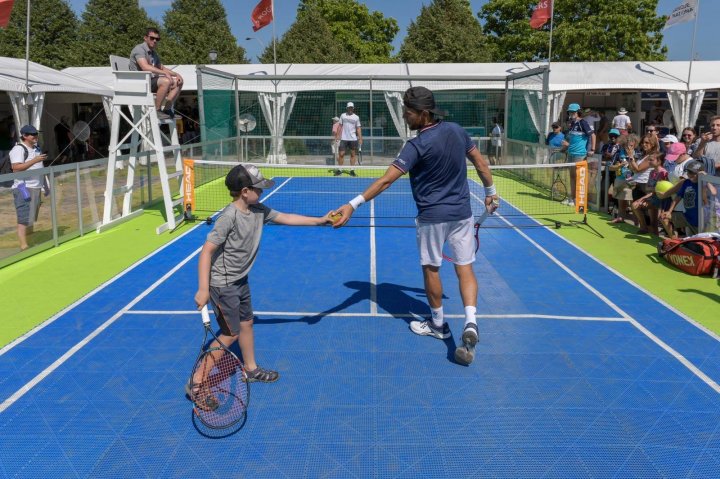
602;114;720;238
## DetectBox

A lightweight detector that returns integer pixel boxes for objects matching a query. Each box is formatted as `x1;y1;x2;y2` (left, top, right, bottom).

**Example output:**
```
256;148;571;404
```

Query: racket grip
201;305;211;325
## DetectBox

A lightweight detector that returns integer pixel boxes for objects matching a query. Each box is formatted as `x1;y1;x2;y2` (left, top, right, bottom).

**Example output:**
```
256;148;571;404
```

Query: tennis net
182;159;596;228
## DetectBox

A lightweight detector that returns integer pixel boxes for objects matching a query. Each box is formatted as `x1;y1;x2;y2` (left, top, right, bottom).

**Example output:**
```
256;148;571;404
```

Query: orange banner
574;160;588;213
182;159;195;214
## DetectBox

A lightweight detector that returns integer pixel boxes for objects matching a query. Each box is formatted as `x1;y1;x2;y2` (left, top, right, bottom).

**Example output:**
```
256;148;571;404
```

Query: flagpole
25;0;30;96
271;0;277;77
686;0;699;87
547;0;555;64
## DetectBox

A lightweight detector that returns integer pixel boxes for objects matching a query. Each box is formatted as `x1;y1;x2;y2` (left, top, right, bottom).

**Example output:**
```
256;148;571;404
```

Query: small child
189;164;332;396
631;153;668;234
658;160;718;237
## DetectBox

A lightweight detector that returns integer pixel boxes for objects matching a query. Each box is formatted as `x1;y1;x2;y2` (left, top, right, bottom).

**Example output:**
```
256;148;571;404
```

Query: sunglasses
646;129;656;132
148;36;160;41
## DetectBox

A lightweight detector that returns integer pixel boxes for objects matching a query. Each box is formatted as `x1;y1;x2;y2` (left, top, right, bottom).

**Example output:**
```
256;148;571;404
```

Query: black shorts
150;76;159;93
339;140;358;151
209;276;253;336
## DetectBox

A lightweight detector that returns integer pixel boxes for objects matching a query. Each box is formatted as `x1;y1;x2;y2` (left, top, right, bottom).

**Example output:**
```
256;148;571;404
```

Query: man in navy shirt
332;87;499;366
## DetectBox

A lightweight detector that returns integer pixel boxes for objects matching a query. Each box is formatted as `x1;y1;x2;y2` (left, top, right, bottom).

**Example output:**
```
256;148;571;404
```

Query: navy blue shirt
392;121;474;223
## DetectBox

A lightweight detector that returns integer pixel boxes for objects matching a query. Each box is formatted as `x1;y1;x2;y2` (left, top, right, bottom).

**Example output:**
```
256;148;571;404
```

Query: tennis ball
330;212;343;223
655;180;673;195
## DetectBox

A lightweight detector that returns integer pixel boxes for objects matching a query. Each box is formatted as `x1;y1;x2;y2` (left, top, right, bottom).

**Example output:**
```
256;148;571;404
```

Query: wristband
349;194;366;210
484;184;497;197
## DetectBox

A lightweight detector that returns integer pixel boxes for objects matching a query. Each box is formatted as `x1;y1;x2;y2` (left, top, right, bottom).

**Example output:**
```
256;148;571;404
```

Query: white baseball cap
661;134;678;143
346;102;354;108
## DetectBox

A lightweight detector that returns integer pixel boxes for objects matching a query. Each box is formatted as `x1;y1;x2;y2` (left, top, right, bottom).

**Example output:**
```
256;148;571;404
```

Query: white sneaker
561;198;575;206
410;320;451;339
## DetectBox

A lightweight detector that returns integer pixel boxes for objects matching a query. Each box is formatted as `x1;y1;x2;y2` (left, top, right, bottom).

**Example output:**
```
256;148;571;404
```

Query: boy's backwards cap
225;164;275;191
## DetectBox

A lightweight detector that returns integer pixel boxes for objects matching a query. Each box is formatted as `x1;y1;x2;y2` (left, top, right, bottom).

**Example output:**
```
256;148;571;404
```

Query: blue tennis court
1;176;719;478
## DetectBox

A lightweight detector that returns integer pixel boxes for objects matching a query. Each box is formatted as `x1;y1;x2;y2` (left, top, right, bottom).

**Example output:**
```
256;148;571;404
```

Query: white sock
464;306;477;328
430;306;444;327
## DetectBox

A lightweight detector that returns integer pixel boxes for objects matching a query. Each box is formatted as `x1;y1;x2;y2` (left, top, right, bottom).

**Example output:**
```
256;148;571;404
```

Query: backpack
0;144;30;188
657;234;720;277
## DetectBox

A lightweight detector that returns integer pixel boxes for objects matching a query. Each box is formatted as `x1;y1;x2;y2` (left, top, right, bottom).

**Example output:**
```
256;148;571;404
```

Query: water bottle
17;181;31;201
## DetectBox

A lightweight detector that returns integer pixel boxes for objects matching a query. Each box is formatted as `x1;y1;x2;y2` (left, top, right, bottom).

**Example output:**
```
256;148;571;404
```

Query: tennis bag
657;234;720;277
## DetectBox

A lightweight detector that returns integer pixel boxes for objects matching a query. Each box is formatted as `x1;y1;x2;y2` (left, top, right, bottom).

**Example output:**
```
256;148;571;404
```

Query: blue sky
70;0;717;63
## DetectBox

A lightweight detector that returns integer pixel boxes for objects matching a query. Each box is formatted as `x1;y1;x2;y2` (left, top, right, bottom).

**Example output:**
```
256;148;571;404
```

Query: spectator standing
563;103;595;207
692;115;720;176
545;122;564;149
129;28;184;121
9;125;48;250
612;107;632;135
336;102;362;177
646;123;665;154
680;127;699;156
601;129;621;214
596;110;610;152
609;134;640;224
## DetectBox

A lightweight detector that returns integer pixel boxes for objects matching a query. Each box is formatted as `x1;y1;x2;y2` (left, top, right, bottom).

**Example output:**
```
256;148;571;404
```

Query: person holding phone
9;125;47;250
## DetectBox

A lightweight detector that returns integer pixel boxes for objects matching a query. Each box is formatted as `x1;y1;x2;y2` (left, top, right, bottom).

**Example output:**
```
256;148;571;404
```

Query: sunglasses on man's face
647;129;656;133
148;36;160;41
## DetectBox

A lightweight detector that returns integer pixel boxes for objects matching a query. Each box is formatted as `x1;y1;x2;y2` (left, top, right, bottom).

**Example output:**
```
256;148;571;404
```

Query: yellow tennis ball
330;212;343;223
655;180;673;195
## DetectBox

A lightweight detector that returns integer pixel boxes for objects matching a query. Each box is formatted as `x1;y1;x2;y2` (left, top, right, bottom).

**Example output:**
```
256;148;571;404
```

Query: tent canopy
0;57;112;96
62;61;720;94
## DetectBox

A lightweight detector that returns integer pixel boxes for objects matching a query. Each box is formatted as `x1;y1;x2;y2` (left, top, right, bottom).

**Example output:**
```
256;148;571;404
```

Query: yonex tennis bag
657;235;720;277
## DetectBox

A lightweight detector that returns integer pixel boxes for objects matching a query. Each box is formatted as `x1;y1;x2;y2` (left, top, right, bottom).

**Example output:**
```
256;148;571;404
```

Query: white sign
664;0;697;29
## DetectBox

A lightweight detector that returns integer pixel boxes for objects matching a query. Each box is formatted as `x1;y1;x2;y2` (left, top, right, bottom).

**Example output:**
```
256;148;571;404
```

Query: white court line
481;186;720;394
369;199;378;316
125;309;626;322
0;246;203;414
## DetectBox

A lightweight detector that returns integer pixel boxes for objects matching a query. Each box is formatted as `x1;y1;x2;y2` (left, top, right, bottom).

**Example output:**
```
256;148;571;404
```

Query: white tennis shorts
416;217;476;267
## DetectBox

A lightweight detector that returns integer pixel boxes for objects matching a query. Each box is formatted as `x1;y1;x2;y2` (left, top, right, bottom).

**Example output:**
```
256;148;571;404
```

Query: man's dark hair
146;27;160;37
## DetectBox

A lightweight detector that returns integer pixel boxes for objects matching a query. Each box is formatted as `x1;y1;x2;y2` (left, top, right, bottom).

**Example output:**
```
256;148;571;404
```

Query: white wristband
349;194;366;210
484;184;497;196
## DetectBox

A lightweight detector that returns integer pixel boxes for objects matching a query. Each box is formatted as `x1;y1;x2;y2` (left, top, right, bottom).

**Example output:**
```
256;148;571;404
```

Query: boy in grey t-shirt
190;164;332;392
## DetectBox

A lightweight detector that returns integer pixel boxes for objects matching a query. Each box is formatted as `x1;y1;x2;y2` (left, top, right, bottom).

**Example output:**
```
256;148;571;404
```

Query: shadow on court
258;280;459;363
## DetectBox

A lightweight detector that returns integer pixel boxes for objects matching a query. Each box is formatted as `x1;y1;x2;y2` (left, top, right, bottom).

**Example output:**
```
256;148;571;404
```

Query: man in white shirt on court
336;102;363;177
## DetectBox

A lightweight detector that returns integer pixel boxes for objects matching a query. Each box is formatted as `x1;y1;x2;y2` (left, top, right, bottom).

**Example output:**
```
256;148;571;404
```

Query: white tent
1;57;113;133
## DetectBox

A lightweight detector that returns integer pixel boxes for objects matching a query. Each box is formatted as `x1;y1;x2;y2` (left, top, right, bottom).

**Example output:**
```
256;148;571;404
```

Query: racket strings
191;350;249;428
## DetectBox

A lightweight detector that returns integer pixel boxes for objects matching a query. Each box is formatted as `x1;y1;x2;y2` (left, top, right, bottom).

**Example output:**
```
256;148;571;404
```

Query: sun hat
567;103;581;112
661;134;678;143
346;102;354;108
665;142;686;162
618;107;628;114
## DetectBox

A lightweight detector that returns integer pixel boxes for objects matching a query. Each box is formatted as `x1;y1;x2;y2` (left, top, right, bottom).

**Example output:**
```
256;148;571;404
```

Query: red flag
0;0;15;29
251;0;273;32
530;0;552;29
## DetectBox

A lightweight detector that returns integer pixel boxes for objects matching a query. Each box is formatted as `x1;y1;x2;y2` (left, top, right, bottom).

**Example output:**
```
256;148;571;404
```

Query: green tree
298;0;399;63
162;0;247;65
74;0;156;67
259;7;354;63
479;0;667;62
0;0;79;69
399;0;493;63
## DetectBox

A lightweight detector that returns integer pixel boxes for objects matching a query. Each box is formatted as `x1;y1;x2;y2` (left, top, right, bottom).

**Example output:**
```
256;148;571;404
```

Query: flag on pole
0;0;14;29
664;0;697;29
251;0;273;32
530;0;552;29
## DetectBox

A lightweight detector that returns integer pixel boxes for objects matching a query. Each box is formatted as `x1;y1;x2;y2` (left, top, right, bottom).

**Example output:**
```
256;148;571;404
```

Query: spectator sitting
631;153;669;235
658;160;717;237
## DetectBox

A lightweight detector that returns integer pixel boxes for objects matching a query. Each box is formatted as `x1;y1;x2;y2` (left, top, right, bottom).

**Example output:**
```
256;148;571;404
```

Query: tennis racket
549;150;568;202
442;207;491;264
358;145;363;165
187;305;249;429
